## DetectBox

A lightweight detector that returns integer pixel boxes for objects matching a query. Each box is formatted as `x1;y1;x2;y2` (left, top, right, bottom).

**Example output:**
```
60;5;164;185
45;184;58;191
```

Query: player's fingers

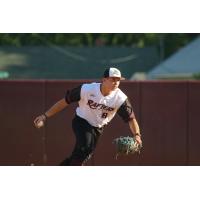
138;141;142;148
35;120;42;128
34;118;39;124
34;117;42;126
136;139;142;147
34;121;39;128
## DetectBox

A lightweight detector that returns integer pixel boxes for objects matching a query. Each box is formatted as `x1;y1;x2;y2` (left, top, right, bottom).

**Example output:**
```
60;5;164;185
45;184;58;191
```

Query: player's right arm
34;84;82;128
34;98;68;128
45;98;68;118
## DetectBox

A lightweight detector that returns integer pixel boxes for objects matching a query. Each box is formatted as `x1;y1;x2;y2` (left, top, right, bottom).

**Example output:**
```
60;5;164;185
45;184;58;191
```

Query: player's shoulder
82;82;100;90
115;88;127;99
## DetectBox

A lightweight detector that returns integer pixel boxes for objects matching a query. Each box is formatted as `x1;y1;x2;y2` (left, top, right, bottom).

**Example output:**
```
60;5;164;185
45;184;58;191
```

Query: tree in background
0;33;199;59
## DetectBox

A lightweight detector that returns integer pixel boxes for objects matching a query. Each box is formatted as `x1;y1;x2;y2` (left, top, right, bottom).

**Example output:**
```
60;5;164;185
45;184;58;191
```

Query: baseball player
34;67;142;165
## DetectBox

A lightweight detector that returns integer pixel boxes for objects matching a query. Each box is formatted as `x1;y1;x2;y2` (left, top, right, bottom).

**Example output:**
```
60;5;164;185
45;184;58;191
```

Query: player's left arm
117;98;142;145
128;118;142;146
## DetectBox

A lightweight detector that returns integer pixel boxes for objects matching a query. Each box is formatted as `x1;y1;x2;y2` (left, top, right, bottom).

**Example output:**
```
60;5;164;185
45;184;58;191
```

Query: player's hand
34;115;46;128
135;135;142;147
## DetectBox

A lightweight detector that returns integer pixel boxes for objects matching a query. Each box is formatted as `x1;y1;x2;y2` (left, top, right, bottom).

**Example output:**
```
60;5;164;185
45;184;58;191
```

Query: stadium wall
0;80;199;166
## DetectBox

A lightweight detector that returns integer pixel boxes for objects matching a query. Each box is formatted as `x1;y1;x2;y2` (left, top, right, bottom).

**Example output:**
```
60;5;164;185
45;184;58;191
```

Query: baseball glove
113;136;142;159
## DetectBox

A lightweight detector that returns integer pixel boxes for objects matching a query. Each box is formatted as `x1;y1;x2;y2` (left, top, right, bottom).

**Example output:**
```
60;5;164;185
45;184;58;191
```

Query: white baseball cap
103;67;125;80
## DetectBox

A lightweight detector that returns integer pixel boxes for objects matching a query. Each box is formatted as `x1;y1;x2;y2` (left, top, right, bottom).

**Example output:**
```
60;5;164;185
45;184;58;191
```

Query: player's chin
110;88;117;92
112;85;118;90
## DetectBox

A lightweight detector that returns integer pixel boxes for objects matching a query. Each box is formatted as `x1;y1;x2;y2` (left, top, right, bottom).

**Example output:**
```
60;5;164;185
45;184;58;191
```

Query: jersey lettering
87;99;114;112
101;113;108;118
76;83;128;128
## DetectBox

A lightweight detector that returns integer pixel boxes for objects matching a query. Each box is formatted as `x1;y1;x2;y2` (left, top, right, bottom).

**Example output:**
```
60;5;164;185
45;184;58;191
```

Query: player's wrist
43;113;48;120
134;133;141;138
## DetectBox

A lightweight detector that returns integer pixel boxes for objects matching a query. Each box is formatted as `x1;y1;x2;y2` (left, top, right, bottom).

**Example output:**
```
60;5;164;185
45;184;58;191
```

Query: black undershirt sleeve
65;85;82;104
117;98;135;122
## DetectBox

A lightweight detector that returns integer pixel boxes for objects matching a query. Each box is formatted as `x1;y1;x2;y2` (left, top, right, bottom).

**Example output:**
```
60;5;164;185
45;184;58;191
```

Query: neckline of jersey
98;83;116;98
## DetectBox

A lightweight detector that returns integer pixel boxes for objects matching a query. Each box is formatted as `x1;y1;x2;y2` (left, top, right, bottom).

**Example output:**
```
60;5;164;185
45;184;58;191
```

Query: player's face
104;77;121;91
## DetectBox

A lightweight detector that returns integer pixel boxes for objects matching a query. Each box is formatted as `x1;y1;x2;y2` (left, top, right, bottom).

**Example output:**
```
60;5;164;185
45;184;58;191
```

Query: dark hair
103;68;110;78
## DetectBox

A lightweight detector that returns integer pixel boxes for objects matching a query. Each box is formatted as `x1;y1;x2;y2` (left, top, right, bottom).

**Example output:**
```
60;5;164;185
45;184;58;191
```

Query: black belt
75;114;105;130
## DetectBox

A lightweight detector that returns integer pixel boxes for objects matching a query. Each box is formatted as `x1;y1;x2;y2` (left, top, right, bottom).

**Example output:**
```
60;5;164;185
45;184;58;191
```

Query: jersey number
101;113;108;118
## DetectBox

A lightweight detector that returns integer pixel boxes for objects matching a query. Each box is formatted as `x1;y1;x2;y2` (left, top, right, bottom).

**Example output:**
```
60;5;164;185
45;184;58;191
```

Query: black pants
60;115;104;166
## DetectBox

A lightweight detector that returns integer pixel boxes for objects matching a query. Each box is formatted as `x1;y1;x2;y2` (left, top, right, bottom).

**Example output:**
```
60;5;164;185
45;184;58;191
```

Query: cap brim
104;76;125;80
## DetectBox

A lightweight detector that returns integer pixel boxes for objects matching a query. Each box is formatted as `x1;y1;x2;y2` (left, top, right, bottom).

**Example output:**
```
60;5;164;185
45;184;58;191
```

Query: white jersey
76;82;127;128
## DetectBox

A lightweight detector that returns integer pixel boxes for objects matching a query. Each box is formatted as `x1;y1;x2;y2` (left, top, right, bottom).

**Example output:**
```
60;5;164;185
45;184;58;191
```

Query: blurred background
1;33;200;166
0;33;200;80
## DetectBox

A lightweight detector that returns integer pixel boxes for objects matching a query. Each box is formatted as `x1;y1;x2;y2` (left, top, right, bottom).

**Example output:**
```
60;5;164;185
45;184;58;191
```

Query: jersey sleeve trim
65;85;82;104
117;98;135;122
